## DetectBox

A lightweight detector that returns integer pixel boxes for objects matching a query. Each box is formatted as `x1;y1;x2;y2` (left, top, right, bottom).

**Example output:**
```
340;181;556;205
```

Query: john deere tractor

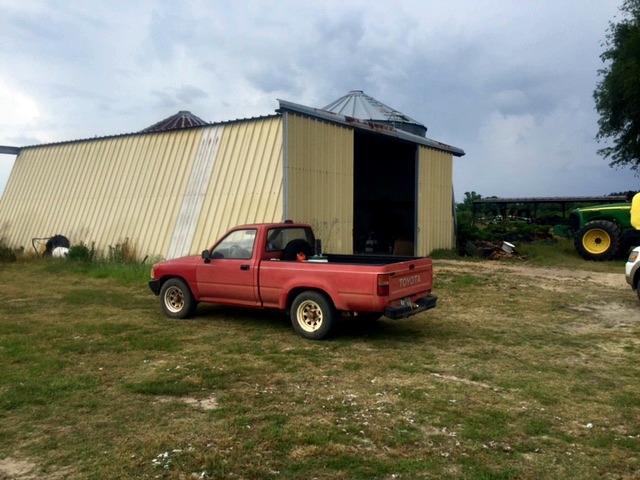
570;193;640;261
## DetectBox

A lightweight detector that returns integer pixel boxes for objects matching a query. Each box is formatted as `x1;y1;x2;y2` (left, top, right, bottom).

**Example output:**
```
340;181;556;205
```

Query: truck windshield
266;227;314;252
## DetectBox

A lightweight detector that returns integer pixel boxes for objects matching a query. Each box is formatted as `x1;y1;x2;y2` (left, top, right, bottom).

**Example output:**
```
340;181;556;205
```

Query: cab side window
211;229;257;259
266;227;314;252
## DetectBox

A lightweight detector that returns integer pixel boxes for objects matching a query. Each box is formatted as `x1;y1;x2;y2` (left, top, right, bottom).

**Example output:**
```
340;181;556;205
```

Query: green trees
594;0;640;172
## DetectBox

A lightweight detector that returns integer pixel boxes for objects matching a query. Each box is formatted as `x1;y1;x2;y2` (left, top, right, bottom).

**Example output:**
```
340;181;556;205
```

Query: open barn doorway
353;131;416;255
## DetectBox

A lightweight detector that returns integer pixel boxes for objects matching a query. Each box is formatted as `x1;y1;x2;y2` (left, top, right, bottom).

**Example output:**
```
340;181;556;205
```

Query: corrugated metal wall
285;113;354;254
166;126;226;259
0;129;203;258
190;117;284;252
0;117;284;259
417;146;455;256
0;111;456;260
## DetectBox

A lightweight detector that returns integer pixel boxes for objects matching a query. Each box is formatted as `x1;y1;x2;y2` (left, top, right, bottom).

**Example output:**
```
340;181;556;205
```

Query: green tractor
570;193;640;261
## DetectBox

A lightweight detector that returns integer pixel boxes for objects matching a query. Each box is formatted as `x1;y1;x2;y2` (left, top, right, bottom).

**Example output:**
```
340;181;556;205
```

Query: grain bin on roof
140;110;208;132
0;93;463;260
323;90;428;137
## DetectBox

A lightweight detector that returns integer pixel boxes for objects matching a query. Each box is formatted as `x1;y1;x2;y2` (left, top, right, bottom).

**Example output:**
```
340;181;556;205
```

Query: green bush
68;242;96;262
0;237;18;263
483;222;551;242
0;246;17;263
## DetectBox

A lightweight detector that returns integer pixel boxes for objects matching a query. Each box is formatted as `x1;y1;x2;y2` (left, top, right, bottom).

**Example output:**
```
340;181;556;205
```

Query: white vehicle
625;246;640;301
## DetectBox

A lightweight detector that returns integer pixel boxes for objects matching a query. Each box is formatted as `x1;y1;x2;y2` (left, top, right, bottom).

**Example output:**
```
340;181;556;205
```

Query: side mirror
201;250;211;264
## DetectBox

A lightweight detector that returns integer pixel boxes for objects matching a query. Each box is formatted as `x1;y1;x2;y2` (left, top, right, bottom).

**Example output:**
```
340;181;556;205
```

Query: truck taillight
377;274;390;296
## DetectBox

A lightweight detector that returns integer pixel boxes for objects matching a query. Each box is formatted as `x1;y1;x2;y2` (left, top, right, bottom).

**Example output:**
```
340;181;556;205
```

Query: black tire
159;278;197;319
290;291;336;340
44;235;70;256
574;220;621;261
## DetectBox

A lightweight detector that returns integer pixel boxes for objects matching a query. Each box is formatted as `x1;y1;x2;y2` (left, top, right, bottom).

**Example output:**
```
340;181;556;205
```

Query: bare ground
436;259;627;291
436;259;640;323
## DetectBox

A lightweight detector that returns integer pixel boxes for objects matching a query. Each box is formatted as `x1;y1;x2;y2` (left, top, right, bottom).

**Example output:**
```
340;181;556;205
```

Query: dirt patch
435;260;627;291
157;395;219;411
0;458;36;480
182;396;219;410
563;303;640;329
429;373;499;391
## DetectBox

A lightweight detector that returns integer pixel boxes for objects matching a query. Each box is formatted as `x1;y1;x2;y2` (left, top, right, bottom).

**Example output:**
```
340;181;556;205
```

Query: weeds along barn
0;91;464;260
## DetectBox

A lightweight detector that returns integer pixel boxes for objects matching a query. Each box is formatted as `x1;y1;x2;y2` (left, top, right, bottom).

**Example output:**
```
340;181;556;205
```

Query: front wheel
160;278;197;319
574;220;621;261
290;291;336;340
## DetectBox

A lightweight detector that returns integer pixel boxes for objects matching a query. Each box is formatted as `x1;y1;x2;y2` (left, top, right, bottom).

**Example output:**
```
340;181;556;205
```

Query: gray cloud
0;0;637;199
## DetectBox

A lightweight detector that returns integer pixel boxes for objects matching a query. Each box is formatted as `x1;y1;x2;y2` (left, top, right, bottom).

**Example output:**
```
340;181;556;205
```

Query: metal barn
0;92;464;259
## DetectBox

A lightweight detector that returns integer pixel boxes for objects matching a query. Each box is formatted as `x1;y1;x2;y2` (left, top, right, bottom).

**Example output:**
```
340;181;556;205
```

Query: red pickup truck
149;222;437;339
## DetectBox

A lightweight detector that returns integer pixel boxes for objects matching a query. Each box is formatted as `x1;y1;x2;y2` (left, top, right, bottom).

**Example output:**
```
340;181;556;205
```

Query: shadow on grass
192;303;434;344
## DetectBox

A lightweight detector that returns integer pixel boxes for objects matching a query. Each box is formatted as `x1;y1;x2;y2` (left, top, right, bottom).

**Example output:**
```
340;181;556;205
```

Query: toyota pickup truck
149;222;437;339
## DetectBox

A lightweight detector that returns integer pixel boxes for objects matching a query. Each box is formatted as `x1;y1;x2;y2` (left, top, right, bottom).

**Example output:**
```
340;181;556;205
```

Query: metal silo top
322;90;427;137
140;110;208;133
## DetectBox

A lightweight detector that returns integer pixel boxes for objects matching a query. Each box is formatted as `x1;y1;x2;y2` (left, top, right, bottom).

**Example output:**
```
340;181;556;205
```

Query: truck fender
281;283;342;311
159;274;201;300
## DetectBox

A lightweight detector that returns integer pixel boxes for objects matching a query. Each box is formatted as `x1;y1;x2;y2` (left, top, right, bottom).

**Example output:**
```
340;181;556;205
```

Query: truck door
195;228;260;306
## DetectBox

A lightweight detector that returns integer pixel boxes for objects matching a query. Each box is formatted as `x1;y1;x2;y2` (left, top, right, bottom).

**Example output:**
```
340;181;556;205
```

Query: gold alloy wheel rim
297;300;323;332
165;286;185;313
582;228;611;255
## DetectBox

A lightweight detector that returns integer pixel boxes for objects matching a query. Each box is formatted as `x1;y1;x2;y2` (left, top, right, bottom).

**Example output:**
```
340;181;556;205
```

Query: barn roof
278;99;464;157
140;110;208;133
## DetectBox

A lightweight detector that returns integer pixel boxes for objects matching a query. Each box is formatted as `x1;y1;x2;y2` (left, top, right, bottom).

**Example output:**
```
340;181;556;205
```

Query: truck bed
320;254;419;265
259;254;433;313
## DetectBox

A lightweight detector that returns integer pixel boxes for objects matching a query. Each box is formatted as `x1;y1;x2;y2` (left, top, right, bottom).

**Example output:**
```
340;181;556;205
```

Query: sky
0;0;638;200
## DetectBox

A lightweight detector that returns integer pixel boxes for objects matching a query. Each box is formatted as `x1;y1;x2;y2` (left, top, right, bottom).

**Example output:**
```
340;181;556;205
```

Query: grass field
0;249;639;479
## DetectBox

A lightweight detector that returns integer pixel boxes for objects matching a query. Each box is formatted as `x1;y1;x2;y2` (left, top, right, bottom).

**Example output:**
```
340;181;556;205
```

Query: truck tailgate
386;258;433;301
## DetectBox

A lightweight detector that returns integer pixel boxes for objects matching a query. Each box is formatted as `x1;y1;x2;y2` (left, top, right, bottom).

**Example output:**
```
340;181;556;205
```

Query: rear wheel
574;220;621;261
290;291;336;340
160;278;197;319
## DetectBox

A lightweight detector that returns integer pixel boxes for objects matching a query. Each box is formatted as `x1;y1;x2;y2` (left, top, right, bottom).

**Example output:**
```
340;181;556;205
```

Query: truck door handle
240;265;250;271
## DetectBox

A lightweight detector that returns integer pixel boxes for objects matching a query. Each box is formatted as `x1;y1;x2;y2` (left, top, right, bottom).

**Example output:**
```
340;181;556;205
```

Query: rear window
266;227;314;252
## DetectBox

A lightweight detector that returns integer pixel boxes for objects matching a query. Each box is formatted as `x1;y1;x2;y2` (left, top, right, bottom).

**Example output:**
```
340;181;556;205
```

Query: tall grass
46;238;154;286
433;238;626;273
516;238;627;271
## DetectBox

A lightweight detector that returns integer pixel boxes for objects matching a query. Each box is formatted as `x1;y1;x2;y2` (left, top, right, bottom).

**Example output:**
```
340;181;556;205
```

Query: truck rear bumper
384;294;437;320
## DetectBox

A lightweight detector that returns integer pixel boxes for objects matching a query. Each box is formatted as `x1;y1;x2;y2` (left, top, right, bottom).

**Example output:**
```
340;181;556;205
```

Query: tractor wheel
574;220;621;261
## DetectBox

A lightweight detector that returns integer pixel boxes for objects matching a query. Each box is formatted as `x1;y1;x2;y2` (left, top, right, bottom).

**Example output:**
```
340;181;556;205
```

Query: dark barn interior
353;131;416;255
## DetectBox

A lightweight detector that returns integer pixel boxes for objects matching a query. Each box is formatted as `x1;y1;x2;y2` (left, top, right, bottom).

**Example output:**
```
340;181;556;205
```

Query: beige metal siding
417;146;455;256
190;117;284;252
167;126;225;258
285;113;353;253
0;129;204;257
0;118;285;260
